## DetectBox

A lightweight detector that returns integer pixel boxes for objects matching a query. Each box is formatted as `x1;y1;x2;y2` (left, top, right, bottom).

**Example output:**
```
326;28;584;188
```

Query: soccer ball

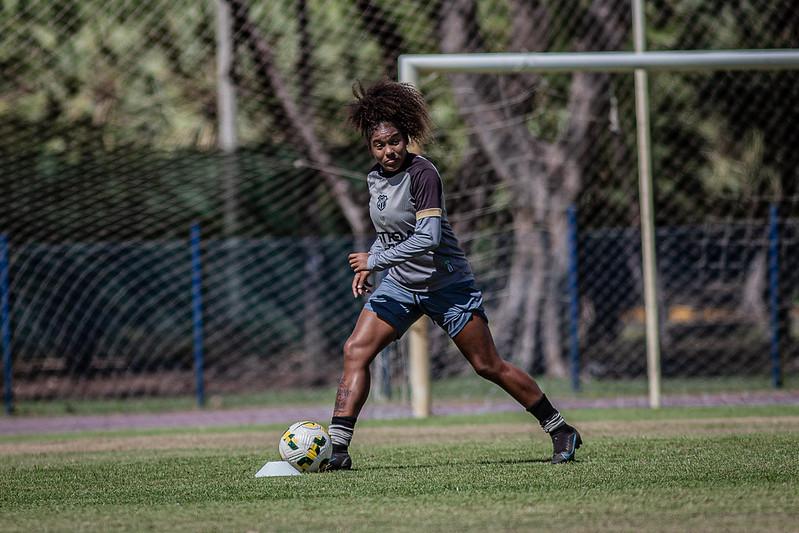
279;421;333;473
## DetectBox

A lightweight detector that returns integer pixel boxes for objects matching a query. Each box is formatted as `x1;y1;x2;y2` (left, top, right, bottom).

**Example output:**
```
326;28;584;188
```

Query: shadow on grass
353;456;554;472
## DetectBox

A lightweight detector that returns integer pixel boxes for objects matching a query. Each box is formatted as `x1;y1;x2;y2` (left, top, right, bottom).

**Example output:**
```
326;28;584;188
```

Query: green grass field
2;405;798;532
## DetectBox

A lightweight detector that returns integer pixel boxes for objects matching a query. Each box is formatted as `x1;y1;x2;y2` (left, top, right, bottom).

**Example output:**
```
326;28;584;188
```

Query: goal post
399;49;799;416
399;50;799;79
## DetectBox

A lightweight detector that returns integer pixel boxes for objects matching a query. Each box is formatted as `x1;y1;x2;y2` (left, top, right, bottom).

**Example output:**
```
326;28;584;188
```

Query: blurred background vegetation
0;0;797;403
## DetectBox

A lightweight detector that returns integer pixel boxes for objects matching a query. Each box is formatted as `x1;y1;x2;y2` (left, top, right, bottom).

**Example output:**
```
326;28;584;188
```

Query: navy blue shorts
364;277;488;338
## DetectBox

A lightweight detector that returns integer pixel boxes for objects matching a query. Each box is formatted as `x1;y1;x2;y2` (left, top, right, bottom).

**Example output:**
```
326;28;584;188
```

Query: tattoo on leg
334;382;352;412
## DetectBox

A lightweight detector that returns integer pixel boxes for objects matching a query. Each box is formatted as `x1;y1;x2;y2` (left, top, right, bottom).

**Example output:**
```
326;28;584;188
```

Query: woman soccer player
325;79;581;470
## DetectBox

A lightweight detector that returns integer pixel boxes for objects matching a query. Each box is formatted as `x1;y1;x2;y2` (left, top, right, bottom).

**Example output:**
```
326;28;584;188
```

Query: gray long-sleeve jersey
365;154;473;292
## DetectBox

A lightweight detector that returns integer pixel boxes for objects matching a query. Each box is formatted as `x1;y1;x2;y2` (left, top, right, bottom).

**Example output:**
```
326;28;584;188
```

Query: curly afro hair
348;79;432;145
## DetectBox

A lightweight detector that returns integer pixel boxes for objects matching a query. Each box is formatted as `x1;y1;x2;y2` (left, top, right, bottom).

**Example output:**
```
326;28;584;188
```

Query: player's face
370;122;408;173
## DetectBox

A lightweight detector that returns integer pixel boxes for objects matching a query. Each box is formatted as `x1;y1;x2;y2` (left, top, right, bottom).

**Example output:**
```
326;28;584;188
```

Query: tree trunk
302;238;324;364
516;214;544;371
226;0;368;237
355;0;406;79
436;0;627;376
741;250;767;330
296;0;313;112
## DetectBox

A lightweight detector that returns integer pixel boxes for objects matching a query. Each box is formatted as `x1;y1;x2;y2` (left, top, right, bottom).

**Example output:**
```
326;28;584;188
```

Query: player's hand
348;252;370;273
352;271;373;298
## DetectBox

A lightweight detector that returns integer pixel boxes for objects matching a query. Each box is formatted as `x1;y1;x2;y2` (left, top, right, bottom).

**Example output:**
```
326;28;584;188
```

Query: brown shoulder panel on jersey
416;208;443;220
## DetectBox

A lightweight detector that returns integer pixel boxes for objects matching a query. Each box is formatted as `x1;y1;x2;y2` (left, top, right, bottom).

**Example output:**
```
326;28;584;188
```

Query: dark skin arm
351;271;372;298
349;252;372;298
348;252;369;272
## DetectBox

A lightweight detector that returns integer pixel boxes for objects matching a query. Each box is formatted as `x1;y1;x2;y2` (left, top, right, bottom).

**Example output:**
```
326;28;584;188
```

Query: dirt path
4;415;798;456
1;390;797;436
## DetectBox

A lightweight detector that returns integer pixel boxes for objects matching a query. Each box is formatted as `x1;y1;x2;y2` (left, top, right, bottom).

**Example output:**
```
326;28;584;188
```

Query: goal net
390;63;799;407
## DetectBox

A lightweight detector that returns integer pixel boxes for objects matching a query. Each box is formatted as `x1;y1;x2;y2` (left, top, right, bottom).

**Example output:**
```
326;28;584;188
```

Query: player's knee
342;337;372;369
471;358;505;382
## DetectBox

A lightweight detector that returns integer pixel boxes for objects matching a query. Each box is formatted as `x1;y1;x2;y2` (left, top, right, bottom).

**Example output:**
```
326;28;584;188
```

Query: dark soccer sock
527;395;567;434
329;416;357;453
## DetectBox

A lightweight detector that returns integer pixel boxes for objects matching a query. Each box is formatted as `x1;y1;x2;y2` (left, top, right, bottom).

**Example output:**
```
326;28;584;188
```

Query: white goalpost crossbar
398;49;799;416
399;50;799;81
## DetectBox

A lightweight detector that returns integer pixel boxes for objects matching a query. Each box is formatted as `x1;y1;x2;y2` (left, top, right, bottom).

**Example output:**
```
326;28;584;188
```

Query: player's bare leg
333;309;397;416
326;309;397;471
452;313;544;407
453;314;582;464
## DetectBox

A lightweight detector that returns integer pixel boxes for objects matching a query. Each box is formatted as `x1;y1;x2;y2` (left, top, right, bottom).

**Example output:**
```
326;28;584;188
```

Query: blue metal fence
1;217;796;410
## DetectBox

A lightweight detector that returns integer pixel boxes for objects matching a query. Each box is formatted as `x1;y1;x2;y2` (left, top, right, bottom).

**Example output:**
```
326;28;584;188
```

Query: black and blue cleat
550;425;582;464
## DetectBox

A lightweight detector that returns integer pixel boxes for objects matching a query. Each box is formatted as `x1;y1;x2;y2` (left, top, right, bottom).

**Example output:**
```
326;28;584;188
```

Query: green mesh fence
1;0;797;410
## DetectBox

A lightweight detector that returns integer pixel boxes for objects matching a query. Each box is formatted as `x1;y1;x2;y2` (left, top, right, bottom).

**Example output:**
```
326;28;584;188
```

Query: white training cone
255;461;302;477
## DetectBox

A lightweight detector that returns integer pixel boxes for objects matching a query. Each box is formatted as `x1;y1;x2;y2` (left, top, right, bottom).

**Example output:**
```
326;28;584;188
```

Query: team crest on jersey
377;194;388;211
